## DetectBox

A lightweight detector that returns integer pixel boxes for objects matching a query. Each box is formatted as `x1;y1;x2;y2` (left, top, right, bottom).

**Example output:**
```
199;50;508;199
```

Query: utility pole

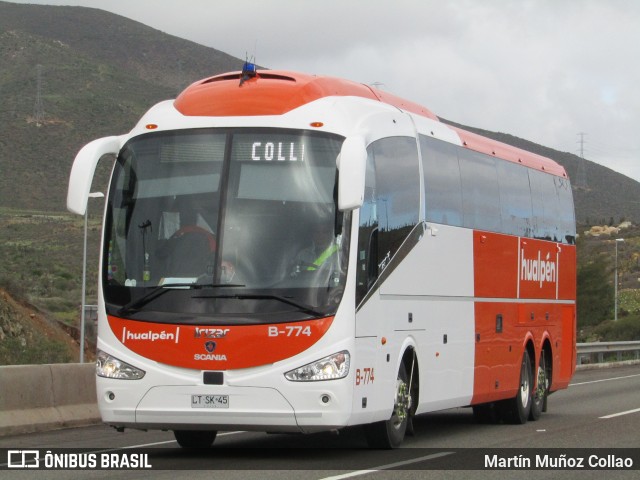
575;132;587;188
615;238;624;321
33;64;45;126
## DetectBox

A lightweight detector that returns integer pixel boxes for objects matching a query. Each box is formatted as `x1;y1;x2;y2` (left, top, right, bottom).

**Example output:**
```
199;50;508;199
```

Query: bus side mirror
67;136;121;215
337;136;367;211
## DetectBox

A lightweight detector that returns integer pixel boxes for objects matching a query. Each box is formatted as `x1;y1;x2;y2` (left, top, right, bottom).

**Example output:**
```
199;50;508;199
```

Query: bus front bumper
98;384;349;434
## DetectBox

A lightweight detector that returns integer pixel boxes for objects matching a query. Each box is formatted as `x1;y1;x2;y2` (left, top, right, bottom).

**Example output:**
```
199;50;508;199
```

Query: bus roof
448;126;567;177
173;69;567;178
174;69;438;119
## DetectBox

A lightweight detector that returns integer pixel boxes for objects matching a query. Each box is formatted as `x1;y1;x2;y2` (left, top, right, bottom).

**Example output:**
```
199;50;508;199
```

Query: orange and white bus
67;65;576;448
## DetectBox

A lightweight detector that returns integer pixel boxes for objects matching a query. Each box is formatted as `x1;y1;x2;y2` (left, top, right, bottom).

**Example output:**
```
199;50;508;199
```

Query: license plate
191;394;229;409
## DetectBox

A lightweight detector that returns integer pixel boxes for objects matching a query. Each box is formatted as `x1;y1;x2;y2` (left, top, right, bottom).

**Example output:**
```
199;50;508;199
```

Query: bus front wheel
174;430;217;448
499;350;533;424
364;363;410;449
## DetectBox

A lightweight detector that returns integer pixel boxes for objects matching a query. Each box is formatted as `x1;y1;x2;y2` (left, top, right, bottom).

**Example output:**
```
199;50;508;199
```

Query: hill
0;1;243;211
0;287;78;364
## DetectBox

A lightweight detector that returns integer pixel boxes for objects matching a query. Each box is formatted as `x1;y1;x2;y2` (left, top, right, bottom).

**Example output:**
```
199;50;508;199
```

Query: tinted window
356;150;379;304
369;137;420;270
420;135;463;226
496;160;534;237
556;176;576;243
529;169;559;241
529;170;576;243
459;150;502;232
387;134;575;247
103;129;351;323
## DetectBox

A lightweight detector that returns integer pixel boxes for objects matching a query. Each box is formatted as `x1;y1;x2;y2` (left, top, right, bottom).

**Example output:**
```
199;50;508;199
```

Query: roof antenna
240;52;257;86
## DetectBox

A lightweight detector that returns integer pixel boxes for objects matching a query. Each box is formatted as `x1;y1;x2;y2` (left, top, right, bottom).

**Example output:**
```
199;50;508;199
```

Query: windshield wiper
118;283;203;316
117;282;246;316
196;293;325;317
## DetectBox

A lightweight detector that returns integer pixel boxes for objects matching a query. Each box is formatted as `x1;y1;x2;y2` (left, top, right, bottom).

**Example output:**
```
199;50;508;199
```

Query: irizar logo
194;327;229;339
520;249;556;287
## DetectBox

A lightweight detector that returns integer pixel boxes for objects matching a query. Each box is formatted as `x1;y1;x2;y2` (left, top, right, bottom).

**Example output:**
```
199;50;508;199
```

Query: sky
8;0;640;182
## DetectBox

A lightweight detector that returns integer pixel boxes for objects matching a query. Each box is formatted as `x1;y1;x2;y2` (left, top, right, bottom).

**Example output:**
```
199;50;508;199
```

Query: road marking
122;439;176;448
600;407;640;419
570;373;640;387
319;451;455;480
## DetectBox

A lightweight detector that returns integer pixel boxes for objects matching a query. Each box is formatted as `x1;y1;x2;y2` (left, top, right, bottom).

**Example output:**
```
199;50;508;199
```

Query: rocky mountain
0;1;243;211
0;287;77;364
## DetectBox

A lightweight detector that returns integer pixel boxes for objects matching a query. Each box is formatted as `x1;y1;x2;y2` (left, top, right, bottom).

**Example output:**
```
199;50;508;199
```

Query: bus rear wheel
529;351;549;421
174;430;217;448
365;363;410;449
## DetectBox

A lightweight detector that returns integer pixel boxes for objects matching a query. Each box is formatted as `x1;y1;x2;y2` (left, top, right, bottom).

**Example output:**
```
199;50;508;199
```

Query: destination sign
250;141;305;162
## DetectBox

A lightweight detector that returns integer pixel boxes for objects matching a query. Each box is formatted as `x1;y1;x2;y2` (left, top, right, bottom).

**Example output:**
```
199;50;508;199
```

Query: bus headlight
96;350;146;380
285;351;350;382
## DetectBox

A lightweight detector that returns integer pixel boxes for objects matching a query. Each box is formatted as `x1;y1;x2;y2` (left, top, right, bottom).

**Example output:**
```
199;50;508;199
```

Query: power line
575;132;587;188
577;132;587;158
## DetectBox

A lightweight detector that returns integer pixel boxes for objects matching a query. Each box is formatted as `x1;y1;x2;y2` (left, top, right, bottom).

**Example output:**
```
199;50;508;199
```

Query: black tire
529;351;549;421
365;363;410;449
499;350;533;424
174;430;217;448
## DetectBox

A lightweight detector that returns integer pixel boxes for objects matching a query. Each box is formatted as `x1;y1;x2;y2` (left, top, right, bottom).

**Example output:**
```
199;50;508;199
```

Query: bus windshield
103;128;350;324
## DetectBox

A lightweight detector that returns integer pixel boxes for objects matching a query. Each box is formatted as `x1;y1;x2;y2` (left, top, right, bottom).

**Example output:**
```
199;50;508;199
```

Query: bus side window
371;137;420;270
356;136;420;304
496;160;534;238
458;149;502;232
529;169;562;242
556;177;576;244
421;135;463;227
356;150;378;305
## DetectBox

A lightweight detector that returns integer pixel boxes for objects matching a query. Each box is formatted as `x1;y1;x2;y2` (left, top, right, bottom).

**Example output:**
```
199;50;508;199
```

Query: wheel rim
535;355;548;401
392;378;410;429
519;357;530;408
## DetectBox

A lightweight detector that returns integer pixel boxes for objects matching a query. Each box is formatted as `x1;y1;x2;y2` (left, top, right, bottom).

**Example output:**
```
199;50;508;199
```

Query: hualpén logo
520;249;556;287
121;327;180;344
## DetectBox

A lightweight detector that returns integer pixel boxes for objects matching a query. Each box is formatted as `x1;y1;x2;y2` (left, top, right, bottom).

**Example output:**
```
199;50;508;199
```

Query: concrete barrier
0;363;99;436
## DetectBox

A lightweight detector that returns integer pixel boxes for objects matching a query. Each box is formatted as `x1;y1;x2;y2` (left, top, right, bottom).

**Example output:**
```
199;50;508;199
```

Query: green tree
577;255;614;327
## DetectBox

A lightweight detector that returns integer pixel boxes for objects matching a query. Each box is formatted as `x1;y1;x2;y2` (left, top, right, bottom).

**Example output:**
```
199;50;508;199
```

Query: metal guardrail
577;341;640;365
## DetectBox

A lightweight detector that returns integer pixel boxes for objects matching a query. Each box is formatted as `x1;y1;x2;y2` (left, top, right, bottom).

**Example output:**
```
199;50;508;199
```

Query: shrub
593;316;640;341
